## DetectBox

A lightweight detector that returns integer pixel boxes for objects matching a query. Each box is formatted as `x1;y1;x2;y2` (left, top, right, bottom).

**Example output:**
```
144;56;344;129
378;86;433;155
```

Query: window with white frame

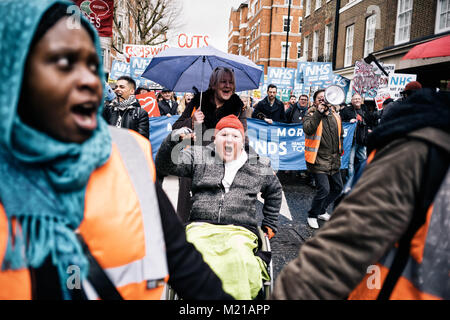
303;36;309;59
281;42;291;59
312;30;319;61
344;24;354;67
297;43;302;59
364;15;377;57
315;0;321;10
436;0;450;33
305;0;311;16
283;17;293;32
324;24;332;61
299;17;303;33
395;0;413;44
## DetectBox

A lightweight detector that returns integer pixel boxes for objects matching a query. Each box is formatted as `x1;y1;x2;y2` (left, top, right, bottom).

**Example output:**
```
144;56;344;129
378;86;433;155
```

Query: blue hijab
0;0;111;298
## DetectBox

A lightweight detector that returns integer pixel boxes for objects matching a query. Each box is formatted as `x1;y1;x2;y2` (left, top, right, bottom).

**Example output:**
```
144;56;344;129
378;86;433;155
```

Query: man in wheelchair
155;115;282;299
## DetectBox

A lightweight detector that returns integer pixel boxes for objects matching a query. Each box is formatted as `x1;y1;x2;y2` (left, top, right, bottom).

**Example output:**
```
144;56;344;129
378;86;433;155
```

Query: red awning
402;35;450;60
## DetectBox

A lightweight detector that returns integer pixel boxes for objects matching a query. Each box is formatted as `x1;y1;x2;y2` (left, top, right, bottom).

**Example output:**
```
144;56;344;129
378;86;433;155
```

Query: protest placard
352;60;381;100
388;73;417;99
136;92;160;117
109;60;130;80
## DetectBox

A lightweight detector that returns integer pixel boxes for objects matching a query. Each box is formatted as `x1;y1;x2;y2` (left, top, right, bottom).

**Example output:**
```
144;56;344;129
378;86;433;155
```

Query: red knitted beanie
215;115;245;139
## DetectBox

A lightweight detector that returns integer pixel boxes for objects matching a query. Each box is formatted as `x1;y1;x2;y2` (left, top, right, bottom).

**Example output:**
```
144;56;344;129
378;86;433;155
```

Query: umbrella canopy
402;35;450;60
141;46;263;93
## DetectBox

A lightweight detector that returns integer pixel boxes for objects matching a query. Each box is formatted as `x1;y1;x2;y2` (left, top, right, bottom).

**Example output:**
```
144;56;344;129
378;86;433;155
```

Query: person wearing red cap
380;80;423;124
155;115;282;299
401;81;422;99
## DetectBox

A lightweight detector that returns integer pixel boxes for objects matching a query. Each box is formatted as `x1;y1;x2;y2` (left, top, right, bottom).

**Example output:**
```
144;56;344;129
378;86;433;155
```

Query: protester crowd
0;0;448;301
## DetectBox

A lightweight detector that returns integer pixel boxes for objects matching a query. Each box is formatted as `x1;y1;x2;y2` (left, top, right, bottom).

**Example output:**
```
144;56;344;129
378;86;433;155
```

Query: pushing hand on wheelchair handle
262;225;275;240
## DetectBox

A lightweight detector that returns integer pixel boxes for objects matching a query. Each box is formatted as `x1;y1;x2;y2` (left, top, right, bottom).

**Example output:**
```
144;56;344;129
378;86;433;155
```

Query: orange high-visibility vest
348;151;450;300
304;112;342;164
0;127;168;300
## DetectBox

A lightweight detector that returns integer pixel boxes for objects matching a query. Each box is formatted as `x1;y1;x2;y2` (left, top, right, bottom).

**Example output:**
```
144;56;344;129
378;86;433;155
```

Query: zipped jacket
155;134;282;235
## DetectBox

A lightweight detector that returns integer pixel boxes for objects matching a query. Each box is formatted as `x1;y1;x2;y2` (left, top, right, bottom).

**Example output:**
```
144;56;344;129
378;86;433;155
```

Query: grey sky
168;0;244;52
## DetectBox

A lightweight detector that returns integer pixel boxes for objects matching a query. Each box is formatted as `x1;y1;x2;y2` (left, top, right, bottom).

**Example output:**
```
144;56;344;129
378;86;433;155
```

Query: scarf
0;0;111;299
115;95;138;111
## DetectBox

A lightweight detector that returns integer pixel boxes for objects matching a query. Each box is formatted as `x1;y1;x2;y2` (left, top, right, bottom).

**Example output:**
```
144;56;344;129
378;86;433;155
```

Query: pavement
161;171;329;283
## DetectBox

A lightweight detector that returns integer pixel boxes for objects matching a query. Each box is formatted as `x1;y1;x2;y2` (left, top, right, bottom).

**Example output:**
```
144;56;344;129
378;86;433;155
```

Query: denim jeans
308;171;343;218
347;143;367;184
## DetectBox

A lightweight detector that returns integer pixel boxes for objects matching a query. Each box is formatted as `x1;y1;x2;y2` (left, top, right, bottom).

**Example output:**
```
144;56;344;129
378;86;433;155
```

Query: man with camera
303;89;344;229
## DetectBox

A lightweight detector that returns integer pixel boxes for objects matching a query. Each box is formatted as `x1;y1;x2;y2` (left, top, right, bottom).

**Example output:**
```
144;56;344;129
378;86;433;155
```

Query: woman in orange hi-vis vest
302;89;343;230
0;0;231;300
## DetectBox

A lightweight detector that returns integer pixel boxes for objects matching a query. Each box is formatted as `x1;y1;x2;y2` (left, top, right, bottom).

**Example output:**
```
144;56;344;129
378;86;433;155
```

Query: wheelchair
164;226;273;300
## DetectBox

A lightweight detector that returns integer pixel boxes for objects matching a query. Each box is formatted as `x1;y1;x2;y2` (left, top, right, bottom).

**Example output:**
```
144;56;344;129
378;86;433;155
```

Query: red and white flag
136;92;161;118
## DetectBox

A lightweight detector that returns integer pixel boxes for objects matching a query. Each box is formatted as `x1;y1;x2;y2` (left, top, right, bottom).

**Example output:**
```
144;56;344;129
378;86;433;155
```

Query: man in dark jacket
273;89;450;300
286;94;309;123
252;84;287;124
340;93;369;187
303;89;344;229
158;88;178;117
102;76;149;139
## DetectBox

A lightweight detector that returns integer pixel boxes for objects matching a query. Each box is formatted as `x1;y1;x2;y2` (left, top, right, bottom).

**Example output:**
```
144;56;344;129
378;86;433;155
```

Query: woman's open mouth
71;102;98;131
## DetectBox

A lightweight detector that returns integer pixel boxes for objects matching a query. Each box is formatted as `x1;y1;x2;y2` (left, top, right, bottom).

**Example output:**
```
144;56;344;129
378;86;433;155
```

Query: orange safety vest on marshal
348;150;450;300
0;127;168;300
304;112;342;164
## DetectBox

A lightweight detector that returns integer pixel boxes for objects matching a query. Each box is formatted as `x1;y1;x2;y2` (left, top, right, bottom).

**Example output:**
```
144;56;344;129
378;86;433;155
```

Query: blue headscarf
0;0;111;299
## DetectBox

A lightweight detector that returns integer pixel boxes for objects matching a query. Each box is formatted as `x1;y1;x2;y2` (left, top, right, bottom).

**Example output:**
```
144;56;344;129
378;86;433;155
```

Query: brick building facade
228;0;304;73
300;0;337;64
334;0;450;89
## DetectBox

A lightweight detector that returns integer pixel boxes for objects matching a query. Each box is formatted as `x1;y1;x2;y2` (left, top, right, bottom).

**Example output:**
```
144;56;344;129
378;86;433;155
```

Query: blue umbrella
141;46;263;106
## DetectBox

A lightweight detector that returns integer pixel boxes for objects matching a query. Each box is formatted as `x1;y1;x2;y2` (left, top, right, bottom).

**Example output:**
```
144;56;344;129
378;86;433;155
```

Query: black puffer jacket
102;100;149;139
172;89;246;145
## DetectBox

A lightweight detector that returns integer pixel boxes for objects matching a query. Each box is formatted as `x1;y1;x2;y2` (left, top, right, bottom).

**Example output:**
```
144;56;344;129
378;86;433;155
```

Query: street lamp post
284;0;292;68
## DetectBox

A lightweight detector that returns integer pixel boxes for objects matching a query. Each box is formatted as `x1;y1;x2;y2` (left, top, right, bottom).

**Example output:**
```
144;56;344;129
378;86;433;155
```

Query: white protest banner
388;73;417;99
124;44;170;62
375;91;391;110
377;63;395;89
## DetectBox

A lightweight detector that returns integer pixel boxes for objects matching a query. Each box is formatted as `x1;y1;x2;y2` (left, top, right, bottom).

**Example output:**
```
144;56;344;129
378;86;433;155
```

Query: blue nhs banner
148;117;356;171
297;62;333;86
109;60;130;80
267;67;296;89
247;119;356;170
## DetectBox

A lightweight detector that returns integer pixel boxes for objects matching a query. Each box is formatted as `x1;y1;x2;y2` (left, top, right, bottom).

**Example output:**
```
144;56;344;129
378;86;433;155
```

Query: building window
281;42;291;59
297;43;302;59
303;36;309;59
315;0;321;10
299;17;303;33
312;30;319;61
324;24;332;61
395;0;413;44
283;17;293;32
305;0;311;17
436;0;450;33
364;15;377;57
344;24;354;67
